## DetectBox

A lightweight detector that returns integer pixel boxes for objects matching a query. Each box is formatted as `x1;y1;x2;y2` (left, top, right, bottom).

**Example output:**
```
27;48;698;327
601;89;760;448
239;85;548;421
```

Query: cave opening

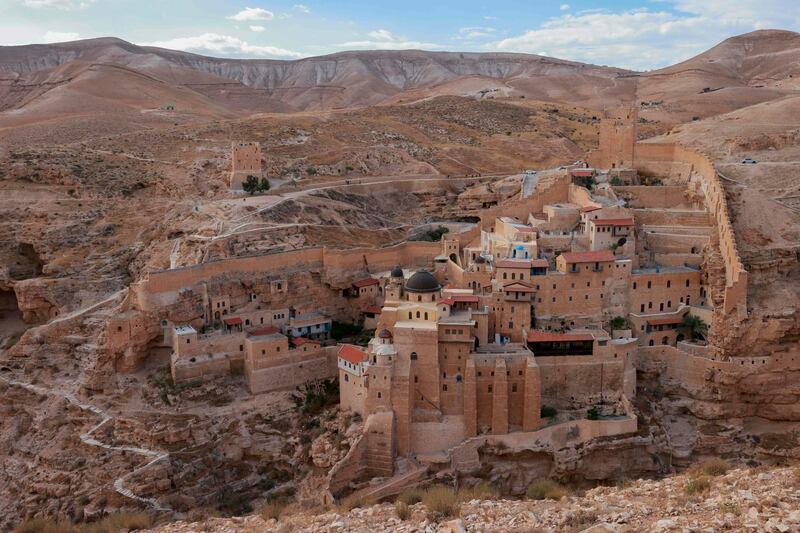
0;287;26;347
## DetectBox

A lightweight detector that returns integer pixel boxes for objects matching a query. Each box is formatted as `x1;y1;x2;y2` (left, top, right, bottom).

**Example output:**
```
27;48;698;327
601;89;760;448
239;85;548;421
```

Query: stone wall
634;143;748;316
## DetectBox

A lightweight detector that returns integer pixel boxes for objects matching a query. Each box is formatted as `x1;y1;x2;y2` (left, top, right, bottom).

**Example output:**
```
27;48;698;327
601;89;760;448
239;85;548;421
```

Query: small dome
378;328;393;339
390;266;404;278
474;255;487;264
405;269;441;293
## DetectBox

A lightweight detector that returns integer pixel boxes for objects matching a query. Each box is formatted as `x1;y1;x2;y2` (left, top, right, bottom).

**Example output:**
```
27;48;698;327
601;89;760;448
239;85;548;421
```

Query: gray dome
475;255;487;264
390;266;404;278
405;269;441;293
378;328;393;339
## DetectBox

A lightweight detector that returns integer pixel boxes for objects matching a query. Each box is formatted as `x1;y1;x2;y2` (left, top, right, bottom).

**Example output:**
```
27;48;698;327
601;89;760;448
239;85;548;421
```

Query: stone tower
230;141;263;189
593;106;638;170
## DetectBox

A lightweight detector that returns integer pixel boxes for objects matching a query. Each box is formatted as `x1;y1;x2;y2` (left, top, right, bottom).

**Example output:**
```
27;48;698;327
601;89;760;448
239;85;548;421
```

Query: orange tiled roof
495;259;534;268
364;305;382;314
560;250;615;263
580;206;602;213
248;326;280;336
527;330;595;342
530;259;549;268
223;317;242;326
338;344;367;364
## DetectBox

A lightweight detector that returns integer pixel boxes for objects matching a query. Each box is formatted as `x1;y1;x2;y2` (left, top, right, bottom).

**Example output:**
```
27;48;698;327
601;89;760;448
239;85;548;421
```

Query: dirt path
0;376;172;511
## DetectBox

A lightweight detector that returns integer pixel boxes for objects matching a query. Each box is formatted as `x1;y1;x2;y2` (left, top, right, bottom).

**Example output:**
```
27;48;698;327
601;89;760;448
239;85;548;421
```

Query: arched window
661;336;669;345
416;311;421;318
424;312;428;320
410;352;418;360
648;339;654;346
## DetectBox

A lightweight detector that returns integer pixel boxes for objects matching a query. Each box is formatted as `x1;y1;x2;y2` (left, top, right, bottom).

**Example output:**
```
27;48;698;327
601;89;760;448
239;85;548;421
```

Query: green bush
526;478;567;500
609;316;628;331
587;406;600;420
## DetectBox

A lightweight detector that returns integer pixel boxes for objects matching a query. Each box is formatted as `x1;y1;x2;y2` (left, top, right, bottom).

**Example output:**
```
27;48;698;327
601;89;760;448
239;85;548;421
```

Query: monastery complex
107;108;758;501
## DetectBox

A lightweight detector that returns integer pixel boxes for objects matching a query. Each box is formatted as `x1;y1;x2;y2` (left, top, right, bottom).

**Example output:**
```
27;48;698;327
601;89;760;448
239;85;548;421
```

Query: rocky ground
146;465;800;532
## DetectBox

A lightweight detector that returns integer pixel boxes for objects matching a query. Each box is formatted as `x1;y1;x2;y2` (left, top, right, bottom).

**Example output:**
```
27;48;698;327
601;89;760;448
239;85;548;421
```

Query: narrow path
0;376;172;512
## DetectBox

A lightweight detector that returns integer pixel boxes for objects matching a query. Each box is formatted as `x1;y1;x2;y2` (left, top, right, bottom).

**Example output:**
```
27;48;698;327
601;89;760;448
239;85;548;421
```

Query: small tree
587;406;600;420
610;176;622;186
258;177;271;192
243;175;259;195
682;314;708;341
610;316;627;331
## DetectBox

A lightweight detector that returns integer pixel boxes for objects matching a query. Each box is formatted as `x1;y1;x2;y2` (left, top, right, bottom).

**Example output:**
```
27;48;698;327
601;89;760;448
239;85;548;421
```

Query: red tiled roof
646;316;684;326
223;317;242;326
364;305;382;314
495;259;533;268
437;298;455;306
570;169;595;177
580;206;602;213
353;277;379;288
248;326;279;336
338;344;367;365
502;281;536;293
530;259;549;268
592;217;634;226
560;250;615;263
527;331;595;342
292;337;319;346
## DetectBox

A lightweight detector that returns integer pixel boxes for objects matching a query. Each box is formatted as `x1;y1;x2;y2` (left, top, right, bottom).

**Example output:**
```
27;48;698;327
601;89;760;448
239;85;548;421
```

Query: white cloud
293;4;310;13
141;33;303;59
457;26;496;40
560;4;570;11
227;7;274;22
42;31;80;43
338;29;443;50
23;0;93;9
489;1;800;70
250;25;265;32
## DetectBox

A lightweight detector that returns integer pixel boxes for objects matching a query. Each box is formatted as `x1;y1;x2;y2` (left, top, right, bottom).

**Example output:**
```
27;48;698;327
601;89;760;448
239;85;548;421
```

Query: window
408;312;412;319
686;279;690;287
668;300;671;308
660;303;664;311
503;272;507;279
511;273;516;280
414;375;418;383
508;321;513;328
647;281;652;289
344;374;349;382
239;345;243;351
633;282;637;290
416;311;421;318
424;312;428;320
377;392;382;398
488;385;493;393
640;304;645;312
512;384;518;393
443;384;448;391
410;352;418;360
648;302;653;309
667;280;671;288
186;339;190;344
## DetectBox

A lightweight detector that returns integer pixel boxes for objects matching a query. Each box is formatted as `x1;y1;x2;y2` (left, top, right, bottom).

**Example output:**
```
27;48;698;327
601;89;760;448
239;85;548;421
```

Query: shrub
14;517;73;533
337;495;376;512
83;512;151;533
609;316;627;331
587;406;600;420
258;501;286;521
689;457;729;477
421;485;460;518
395;501;411;520
457;483;497;502
526;478;567;500
609;176;622;186
684;475;712;495
396;488;425;505
540;405;557;418
243;175;259;195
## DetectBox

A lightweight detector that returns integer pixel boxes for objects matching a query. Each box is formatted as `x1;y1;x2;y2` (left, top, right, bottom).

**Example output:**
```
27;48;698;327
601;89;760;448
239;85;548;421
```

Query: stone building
230;141;262;189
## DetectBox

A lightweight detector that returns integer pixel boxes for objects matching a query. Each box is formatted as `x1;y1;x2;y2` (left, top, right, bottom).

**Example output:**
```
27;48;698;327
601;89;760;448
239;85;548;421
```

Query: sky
1;0;799;70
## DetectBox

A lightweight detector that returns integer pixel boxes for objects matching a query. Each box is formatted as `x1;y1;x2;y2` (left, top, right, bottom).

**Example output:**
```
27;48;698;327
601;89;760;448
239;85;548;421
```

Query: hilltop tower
230;141;263;189
592;106;638;169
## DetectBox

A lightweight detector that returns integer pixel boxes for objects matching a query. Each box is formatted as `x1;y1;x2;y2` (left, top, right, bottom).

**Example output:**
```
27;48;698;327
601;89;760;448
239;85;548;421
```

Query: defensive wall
633;143;748;316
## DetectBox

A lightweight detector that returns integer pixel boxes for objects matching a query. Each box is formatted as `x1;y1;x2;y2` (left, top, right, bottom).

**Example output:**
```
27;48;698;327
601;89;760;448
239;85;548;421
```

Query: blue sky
1;0;799;70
